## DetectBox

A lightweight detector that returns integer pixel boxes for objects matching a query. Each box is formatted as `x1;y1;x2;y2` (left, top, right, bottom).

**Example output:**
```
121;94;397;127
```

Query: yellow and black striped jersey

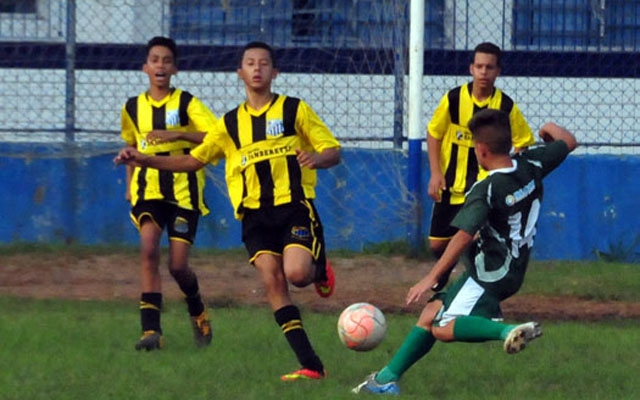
121;88;217;215
191;94;340;220
427;82;534;205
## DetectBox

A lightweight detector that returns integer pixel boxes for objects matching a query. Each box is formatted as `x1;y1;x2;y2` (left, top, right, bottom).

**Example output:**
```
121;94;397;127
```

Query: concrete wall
1;144;638;262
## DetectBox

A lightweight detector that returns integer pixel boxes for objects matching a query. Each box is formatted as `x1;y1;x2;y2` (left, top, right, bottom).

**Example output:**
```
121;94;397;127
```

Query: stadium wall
1;144;638;262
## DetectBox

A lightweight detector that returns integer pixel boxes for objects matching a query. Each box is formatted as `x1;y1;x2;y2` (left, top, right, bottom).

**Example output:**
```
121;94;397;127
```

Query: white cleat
503;322;542;354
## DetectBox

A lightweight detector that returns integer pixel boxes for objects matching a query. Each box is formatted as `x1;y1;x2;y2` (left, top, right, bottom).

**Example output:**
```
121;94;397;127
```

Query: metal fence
1;0;639;154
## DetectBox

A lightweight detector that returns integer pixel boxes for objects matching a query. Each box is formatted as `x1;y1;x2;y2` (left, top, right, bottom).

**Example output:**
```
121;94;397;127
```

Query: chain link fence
1;0;639;154
0;0;638;256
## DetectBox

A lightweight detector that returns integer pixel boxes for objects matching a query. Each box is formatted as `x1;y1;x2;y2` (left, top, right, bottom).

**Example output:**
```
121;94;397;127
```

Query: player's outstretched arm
114;148;205;172
406;229;474;305
539;122;578;152
145;130;206;145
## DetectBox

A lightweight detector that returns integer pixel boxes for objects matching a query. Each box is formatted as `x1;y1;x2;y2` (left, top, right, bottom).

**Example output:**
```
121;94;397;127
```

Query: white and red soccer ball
337;302;387;351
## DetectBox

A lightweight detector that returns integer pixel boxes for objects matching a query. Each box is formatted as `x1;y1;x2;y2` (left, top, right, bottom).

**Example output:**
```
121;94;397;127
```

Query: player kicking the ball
116;41;338;380
353;109;577;395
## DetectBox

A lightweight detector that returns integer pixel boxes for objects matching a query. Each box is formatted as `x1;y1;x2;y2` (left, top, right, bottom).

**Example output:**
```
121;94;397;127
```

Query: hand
113;147;146;166
295;149;320;169
146;130;179;145
405;274;436;305
427;173;446;202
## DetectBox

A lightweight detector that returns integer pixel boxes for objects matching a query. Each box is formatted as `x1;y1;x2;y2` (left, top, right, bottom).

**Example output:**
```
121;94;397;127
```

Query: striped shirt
428;82;534;205
191;94;340;219
121;88;217;215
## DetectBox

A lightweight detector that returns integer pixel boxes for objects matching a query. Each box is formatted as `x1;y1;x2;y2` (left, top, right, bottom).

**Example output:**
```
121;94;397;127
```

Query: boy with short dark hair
427;42;535;291
353;109;577;395
116;41;339;380
120;36;218;351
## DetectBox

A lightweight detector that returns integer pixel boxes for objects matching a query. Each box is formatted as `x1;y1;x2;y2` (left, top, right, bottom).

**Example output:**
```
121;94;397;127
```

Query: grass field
1;295;639;400
1;246;639;399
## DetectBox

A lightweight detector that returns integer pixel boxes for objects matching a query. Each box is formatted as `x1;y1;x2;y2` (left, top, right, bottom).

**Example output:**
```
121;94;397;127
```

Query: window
169;0;445;49
0;0;36;14
0;0;60;41
292;0;319;42
513;0;640;51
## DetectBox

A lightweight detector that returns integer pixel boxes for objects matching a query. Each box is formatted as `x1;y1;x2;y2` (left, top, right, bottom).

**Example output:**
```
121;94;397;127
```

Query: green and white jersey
452;140;570;299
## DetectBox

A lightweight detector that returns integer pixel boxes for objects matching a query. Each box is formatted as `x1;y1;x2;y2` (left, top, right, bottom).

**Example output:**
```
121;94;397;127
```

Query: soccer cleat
135;330;164;351
352;373;400;395
314;259;335;298
191;310;212;347
503;322;543;354
280;368;326;381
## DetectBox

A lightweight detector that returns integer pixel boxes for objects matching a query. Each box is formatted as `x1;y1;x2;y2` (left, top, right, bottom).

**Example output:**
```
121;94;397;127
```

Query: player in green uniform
354;109;577;395
427;42;535;291
120;36;218;351
115;41;339;380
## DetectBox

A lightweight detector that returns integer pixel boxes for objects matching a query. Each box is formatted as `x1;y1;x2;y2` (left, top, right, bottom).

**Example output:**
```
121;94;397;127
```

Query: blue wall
1;144;638;262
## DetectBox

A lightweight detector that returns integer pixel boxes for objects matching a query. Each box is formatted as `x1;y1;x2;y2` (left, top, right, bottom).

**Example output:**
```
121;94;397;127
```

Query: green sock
376;326;436;384
453;315;515;342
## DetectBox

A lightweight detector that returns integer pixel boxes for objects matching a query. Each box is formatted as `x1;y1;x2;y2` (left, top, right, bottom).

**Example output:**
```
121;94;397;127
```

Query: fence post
407;0;425;256
64;0;78;244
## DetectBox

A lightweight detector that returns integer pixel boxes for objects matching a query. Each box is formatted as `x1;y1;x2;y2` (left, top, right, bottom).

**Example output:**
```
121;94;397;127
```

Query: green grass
521;260;640;302
1;297;639;400
1;245;639;399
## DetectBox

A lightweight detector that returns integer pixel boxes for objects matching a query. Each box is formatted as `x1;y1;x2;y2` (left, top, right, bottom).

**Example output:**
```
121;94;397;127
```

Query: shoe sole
135;339;163;351
192;322;212;347
504;322;542;354
281;368;326;381
135;332;164;351
352;376;400;395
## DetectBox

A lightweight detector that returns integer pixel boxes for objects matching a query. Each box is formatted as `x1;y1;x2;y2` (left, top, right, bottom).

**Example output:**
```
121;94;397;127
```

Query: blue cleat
352;373;400;395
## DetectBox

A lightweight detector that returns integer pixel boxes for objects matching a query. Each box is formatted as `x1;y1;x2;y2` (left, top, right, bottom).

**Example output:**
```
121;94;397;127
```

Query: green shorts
433;271;504;327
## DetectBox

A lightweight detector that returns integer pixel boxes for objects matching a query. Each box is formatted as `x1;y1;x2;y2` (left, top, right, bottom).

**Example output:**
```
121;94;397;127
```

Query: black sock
140;292;162;333
185;292;204;317
172;269;204;316
274;305;324;373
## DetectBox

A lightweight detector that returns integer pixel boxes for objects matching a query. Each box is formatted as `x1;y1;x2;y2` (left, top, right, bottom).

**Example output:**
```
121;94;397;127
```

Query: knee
140;249;160;271
168;261;189;276
431;324;455;342
431;326;446;341
285;268;309;288
282;259;315;288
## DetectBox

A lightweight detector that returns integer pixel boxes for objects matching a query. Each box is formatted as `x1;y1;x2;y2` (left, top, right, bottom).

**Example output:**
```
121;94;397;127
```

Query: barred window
513;0;640;51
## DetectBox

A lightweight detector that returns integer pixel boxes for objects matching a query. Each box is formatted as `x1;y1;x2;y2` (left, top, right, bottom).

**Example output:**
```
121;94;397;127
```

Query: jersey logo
173;216;189;234
266;119;285;137
166;109;180;127
290;226;310;241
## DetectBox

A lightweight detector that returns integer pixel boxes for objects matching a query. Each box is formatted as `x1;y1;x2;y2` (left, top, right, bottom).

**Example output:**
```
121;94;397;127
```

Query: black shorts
242;199;326;267
428;201;463;240
131;200;200;244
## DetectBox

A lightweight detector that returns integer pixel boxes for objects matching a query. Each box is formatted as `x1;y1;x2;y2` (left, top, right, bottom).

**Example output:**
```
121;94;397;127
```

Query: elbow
327;148;341;167
563;137;578;153
187;158;206;172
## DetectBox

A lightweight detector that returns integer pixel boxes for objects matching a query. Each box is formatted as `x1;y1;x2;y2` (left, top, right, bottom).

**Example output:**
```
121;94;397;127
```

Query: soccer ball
337;302;387;351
